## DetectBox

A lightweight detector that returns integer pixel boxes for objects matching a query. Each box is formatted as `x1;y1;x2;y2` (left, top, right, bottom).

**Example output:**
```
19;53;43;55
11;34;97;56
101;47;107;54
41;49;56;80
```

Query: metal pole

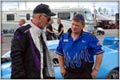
25;0;27;9
93;2;96;26
17;1;19;10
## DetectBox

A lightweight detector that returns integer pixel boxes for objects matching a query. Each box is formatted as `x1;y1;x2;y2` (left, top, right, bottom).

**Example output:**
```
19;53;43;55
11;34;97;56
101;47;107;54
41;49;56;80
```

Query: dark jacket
11;24;41;79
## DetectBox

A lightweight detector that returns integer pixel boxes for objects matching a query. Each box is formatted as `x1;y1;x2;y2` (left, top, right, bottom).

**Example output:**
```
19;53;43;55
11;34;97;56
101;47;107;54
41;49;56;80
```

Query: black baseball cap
33;4;56;16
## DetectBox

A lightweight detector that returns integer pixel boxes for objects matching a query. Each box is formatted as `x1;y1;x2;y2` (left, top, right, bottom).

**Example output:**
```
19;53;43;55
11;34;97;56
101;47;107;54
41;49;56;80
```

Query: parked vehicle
1;40;119;79
2;7;95;33
94;27;105;35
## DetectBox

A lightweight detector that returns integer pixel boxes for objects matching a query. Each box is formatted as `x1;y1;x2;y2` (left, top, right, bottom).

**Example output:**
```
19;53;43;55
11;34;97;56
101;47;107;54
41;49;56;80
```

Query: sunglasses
41;14;51;22
74;14;84;20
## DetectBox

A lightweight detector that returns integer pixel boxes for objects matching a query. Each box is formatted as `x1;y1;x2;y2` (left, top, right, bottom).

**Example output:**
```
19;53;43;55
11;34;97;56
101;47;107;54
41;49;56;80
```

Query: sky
2;2;118;15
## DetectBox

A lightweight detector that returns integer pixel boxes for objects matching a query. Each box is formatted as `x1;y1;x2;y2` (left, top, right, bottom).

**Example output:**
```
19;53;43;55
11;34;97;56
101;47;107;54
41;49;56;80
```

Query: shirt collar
68;29;83;38
29;20;43;36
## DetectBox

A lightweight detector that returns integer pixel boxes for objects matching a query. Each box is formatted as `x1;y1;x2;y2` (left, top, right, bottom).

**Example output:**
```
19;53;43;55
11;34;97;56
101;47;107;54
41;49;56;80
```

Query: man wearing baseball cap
11;4;55;79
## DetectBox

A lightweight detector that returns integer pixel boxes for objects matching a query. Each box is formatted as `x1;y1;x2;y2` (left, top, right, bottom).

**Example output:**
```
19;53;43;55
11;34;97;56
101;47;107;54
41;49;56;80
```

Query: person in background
18;19;26;27
56;14;103;79
67;28;72;33
56;18;64;39
0;31;4;43
46;19;55;40
11;4;55;79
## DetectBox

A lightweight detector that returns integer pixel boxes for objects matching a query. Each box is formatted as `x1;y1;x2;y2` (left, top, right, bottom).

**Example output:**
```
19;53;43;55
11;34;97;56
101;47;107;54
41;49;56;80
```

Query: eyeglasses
74;14;84;21
41;14;51;22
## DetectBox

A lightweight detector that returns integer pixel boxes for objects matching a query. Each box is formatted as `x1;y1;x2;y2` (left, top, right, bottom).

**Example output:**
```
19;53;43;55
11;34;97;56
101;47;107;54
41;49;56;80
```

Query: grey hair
32;14;39;18
32;13;47;18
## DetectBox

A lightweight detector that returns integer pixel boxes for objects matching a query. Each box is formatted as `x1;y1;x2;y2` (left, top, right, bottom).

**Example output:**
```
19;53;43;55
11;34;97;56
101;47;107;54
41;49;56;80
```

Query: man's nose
72;25;77;28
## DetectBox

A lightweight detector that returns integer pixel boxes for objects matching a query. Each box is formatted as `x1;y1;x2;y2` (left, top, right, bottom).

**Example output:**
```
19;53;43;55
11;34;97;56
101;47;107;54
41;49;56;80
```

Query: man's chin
72;31;81;34
39;26;45;29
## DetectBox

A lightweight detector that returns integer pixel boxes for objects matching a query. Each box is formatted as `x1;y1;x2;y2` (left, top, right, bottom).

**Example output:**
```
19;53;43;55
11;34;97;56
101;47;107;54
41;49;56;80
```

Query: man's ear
39;14;42;17
39;15;42;20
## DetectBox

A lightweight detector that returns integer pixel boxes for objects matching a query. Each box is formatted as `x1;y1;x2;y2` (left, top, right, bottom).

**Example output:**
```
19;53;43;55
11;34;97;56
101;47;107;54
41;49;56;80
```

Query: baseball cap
33;4;56;16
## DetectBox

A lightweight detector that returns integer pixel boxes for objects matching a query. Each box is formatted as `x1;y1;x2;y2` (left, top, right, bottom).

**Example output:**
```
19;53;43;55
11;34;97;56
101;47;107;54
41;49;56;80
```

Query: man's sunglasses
41;14;51;22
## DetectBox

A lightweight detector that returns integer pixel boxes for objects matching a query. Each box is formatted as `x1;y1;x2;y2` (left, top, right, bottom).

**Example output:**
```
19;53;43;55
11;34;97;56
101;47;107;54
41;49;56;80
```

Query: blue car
1;40;119;79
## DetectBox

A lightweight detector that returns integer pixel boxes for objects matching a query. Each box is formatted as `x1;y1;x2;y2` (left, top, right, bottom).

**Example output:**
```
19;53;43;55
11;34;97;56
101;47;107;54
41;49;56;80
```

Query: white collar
29;20;46;37
29;20;42;36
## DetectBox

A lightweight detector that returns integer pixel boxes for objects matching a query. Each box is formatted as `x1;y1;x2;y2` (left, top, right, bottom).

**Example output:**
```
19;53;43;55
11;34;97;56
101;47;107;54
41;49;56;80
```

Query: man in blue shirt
56;14;103;79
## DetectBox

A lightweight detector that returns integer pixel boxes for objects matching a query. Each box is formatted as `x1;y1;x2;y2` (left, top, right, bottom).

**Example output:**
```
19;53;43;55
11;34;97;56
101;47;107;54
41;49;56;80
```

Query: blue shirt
56;32;104;68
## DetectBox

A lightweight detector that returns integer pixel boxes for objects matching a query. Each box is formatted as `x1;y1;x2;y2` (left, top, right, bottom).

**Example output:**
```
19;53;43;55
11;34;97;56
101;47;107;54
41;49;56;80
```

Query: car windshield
84;11;93;21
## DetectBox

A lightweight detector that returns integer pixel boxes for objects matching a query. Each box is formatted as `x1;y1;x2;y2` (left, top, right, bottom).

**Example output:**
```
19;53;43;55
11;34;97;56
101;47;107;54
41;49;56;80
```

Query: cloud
2;1;118;14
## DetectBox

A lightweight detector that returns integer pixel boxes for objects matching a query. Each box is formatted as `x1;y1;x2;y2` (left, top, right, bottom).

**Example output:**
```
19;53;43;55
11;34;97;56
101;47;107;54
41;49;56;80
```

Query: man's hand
91;68;98;79
61;67;66;76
